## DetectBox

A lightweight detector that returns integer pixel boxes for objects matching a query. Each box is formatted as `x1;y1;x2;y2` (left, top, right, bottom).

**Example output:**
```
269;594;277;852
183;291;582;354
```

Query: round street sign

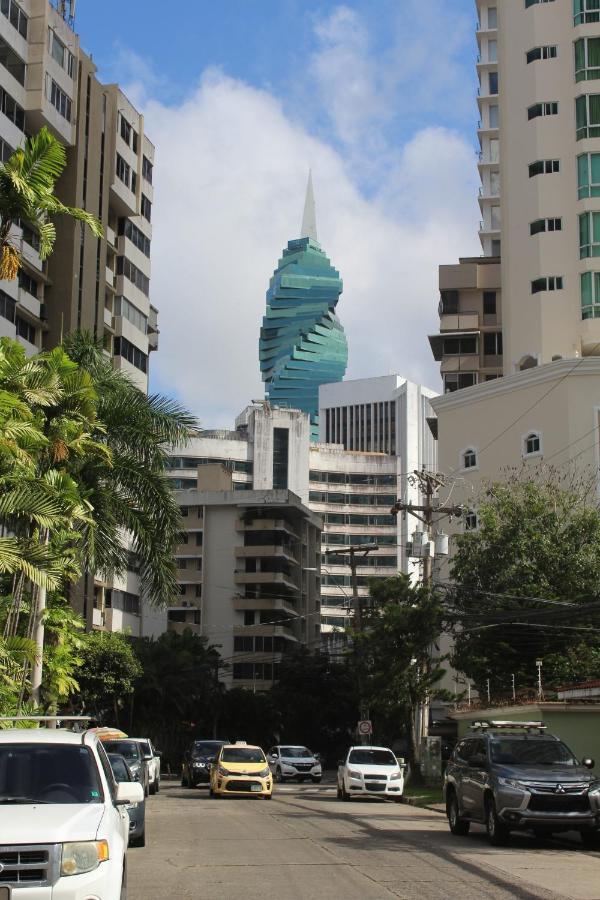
358;720;372;735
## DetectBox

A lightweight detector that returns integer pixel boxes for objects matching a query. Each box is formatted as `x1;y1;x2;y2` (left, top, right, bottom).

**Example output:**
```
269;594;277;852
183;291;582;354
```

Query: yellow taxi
209;742;273;798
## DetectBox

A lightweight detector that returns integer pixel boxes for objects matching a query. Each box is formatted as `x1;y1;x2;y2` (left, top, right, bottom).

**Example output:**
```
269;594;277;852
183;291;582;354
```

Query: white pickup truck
0;723;143;898
337;745;405;802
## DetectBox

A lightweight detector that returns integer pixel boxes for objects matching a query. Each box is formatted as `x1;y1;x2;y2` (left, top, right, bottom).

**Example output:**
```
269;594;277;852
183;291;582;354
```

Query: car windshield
103;740;140;762
348;749;397;766
193;742;224;758
0;744;103;804
280;747;312;758
138;741;151;758
108;754;131;783
490;739;578;766
221;747;266;763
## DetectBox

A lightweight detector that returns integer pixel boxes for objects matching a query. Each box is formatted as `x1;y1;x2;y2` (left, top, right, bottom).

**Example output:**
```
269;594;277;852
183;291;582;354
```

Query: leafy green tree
62;333;196;609
0;127;101;280
75;631;142;726
355;575;447;782
449;478;600;698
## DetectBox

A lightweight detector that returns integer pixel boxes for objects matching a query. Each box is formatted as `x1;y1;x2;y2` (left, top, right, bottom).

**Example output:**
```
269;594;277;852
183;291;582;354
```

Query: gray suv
444;721;600;847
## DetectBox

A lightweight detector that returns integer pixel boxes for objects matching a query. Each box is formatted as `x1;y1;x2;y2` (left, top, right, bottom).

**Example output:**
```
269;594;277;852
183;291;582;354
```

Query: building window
531;276;563;293
0;34;25;85
120;115;131;146
272;427;289;489
580;271;600;318
48;28;74;77
114;296;148;334
487;6;497;27
528;159;559;177
489;71;498;95
530;217;562;235
464;510;478;530
443;373;476;393
0;290;15;323
489;104;499;128
18;270;38;297
462;448;478;470
442;336;477;355
483;291;497;315
575;38;600;82
1;0;27;38
576;95;600;139
483;331;503;355
116;154;132;190
118;218;151;257
142;155;153;184
575;0;600;25
577;153;600;199
0;85;24;130
47;77;72;121
113;336;148;373
195;585;202;598
579;212;600;258
141;194;152;223
116;256;150;296
527;101;558;120
526;45;557;64
15;315;35;344
439;290;459;315
523;431;542;456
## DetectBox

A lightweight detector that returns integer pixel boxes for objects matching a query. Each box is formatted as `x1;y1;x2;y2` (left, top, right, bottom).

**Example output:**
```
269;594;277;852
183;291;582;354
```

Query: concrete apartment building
165;377;437;647
0;0;157;394
432;0;600;518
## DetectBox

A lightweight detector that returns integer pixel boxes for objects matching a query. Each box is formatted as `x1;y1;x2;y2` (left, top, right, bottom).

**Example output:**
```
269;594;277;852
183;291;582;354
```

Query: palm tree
63;332;197;609
0;127;102;280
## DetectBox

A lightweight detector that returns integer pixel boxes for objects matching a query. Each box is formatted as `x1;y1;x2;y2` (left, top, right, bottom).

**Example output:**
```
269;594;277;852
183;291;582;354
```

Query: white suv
129;738;161;795
0;725;143;898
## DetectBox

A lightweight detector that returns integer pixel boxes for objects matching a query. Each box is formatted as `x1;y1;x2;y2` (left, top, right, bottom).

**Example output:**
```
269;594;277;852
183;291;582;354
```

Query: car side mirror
337;759;344;766
269;755;277;761
583;757;595;769
115;782;144;806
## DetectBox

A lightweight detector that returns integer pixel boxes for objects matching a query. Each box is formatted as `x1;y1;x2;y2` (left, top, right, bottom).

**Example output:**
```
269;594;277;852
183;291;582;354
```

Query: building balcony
580;316;600;355
233;595;300;617
439;313;480;332
234;571;299;591
234;624;299;642
176;569;203;584
440;355;480;373
103;306;114;330
168;620;202;636
236;518;300;539
236;545;300;565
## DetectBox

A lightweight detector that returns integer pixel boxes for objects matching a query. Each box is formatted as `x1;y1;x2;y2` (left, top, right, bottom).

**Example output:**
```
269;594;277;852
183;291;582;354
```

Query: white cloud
144;69;480;427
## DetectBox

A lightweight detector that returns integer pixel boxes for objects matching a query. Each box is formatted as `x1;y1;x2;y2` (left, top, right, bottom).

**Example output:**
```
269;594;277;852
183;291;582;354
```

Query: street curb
401;796;445;815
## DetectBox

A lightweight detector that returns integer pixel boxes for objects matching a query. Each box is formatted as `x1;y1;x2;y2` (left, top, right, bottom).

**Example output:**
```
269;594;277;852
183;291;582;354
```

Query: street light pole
536;659;544;701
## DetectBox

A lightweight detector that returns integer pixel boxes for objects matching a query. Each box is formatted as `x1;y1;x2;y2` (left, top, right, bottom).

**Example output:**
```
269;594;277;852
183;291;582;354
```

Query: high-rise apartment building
0;1;157;394
259;176;348;440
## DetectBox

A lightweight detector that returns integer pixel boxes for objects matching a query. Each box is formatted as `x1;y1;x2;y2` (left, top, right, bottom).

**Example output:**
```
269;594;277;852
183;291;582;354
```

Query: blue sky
75;0;481;425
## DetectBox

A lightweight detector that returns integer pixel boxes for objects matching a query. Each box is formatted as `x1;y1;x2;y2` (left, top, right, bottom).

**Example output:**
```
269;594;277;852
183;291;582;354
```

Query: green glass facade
259;235;348;440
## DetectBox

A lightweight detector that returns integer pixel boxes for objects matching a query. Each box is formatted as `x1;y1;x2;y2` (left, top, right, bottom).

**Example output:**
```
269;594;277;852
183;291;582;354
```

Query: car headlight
194;762;205;768
348;770;362;779
390;771;403;781
588;781;600;794
61;841;109;877
258;767;271;778
218;765;232;776
498;777;527;791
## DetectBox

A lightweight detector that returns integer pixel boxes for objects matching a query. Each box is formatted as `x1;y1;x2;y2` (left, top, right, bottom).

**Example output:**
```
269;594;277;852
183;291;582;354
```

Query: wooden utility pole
324;543;379;631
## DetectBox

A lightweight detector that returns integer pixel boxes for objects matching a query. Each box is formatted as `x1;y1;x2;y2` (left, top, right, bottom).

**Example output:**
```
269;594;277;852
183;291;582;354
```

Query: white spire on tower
301;170;318;243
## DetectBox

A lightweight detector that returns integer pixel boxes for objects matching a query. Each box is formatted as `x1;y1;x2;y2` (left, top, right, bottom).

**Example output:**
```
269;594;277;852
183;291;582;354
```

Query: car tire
447;792;470;836
155;777;160;794
149;780;157;796
341;782;350;802
275;767;284;783
131;829;146;848
120;861;127;900
581;829;600;850
485;796;510;846
311;777;321;784
336;783;342;800
181;772;187;788
264;793;273;800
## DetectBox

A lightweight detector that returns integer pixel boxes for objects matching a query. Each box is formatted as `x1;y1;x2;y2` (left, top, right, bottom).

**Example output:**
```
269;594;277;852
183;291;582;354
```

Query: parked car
337;746;405;801
129;737;161;794
444;720;600;847
108;753;146;847
181;739;228;787
209;742;273;798
267;745;322;783
103;739;150;797
0;722;143;898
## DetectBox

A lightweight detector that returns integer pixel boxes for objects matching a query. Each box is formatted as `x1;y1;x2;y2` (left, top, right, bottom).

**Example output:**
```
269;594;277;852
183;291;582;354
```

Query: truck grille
0;845;60;886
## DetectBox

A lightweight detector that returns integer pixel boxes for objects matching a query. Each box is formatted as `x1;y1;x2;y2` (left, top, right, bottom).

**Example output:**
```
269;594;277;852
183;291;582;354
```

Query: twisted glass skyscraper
259;174;348;440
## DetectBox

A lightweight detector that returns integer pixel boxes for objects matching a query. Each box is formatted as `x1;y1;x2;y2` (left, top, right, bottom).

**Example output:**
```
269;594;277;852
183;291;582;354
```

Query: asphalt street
128;782;600;900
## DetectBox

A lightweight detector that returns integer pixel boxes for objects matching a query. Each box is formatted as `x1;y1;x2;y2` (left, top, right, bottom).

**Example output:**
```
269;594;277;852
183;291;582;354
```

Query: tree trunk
405;708;424;786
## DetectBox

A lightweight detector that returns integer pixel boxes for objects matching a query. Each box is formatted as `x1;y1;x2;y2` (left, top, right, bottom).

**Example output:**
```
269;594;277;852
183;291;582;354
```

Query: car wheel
120;861;127;900
336;783;342;800
485;796;510;846
131;829;146;848
264;793;273;800
181;771;188;788
275;767;284;783
311;777;321;784
341;782;350;802
447;792;470;836
149;781;157;796
155;777;160;794
581;829;600;850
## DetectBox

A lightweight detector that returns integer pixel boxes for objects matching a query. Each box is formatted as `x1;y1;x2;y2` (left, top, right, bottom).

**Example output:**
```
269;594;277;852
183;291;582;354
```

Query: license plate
0;888;10;900
250;784;262;792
